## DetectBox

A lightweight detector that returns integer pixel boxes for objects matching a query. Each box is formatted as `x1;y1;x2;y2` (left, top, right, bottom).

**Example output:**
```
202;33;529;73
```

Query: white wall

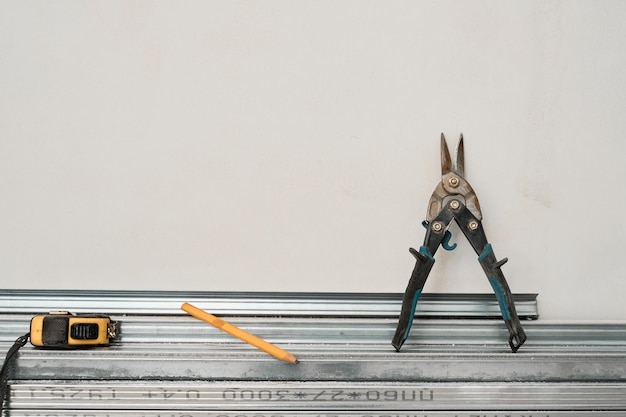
1;1;625;320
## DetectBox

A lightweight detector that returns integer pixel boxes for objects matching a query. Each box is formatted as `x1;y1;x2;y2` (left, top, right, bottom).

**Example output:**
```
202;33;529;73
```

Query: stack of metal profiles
1;289;626;416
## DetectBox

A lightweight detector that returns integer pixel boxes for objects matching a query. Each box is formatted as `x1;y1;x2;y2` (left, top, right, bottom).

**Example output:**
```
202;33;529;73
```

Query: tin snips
392;134;527;353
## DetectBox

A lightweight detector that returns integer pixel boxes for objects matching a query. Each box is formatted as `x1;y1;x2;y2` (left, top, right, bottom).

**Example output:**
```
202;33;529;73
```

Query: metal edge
7;381;626;411
0;290;539;319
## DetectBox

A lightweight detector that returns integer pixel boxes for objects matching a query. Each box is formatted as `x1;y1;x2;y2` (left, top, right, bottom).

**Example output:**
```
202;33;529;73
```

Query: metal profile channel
7;381;626;411
2;290;626;414
0;289;539;318
4;318;626;382
5;412;626;417
4;413;626;417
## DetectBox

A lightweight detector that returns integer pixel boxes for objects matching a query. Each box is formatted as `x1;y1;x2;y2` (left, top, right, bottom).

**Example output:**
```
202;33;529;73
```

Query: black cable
0;333;29;411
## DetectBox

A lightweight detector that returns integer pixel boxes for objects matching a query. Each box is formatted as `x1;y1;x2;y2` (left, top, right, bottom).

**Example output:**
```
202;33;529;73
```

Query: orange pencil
181;302;298;364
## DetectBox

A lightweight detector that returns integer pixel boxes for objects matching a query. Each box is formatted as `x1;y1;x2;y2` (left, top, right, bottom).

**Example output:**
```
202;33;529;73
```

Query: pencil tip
283;353;299;364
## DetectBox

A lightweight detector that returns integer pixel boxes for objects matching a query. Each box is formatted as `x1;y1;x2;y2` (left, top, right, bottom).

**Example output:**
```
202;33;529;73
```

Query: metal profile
0;289;539;318
3;314;626;346
5;412;626;417
2;290;626;414
7;381;626;411
4;318;626;383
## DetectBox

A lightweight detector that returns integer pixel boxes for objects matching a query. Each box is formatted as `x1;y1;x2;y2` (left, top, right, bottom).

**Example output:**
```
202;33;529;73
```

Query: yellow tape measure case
29;312;117;348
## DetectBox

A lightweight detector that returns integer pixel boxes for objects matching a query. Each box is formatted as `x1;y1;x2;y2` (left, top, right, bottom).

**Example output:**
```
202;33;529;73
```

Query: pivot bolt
431;222;443;232
449;200;460;210
468;220;479;231
448;177;460;188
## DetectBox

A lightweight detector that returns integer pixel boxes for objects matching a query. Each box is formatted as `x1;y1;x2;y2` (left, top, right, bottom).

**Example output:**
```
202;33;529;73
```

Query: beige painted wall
1;1;625;320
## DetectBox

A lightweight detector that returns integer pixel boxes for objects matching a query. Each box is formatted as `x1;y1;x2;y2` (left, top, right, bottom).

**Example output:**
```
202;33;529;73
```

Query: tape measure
1;311;118;411
29;311;118;348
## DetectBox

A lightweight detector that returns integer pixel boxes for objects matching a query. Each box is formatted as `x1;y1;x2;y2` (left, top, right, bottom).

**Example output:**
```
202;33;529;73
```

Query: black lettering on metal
158;388;176;399
88;389;102;400
275;389;288;400
330;390;344;401
184;389;200;400
68;388;82;398
401;390;416;401
420;389;434;401
222;389;237;400
240;390;255;400
258;389;273;400
365;390;380;401
383;390;398;401
49;388;65;399
313;390;327;400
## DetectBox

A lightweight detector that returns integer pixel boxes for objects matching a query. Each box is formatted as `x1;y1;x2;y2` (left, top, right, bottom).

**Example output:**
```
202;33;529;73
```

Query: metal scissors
392;133;527;352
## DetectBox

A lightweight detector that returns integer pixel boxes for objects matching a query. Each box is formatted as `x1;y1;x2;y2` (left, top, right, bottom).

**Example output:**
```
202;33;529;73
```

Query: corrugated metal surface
0;290;539;317
3;290;626;415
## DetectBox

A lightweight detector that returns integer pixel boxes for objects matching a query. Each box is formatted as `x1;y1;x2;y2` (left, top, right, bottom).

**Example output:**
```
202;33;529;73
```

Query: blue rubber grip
478;243;493;261
403;289;423;340
488;277;511;321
